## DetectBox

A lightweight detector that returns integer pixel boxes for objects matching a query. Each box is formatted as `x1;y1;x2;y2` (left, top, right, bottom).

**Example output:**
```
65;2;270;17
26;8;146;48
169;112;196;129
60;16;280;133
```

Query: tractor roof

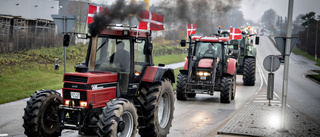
192;36;229;43
99;28;149;38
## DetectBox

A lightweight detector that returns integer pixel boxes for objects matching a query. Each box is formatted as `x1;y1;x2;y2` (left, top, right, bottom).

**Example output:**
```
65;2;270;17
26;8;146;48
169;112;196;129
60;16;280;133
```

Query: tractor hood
63;72;117;84
198;59;213;68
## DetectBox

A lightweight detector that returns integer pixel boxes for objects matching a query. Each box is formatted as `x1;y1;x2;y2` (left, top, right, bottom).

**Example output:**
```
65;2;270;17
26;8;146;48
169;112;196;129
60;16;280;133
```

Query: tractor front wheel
97;98;138;137
22;90;62;137
220;77;232;103
139;80;175;137
176;73;187;100
243;57;256;86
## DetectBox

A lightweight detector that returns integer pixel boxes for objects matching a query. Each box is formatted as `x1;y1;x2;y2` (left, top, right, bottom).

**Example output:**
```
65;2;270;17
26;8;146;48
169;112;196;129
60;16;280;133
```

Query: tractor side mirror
255;37;260;45
180;39;186;47
144;43;153;55
228;49;233;55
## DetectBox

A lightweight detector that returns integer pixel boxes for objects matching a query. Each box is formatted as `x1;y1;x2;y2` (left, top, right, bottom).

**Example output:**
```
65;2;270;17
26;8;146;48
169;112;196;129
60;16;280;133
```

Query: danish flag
187;24;197;36
229;28;242;40
138;10;164;31
87;5;102;25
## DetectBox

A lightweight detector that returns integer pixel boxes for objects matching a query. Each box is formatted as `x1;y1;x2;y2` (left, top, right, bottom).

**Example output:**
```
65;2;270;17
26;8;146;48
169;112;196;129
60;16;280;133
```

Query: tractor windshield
195;42;222;59
91;37;131;72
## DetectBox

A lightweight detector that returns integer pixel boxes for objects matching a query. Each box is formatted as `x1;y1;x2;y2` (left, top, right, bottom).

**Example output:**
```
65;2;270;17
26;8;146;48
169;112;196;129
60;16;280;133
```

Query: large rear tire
243;57;256;86
22;89;62;137
220;77;232;103
176;73;187;100
97;98;138;137
139;80;175;137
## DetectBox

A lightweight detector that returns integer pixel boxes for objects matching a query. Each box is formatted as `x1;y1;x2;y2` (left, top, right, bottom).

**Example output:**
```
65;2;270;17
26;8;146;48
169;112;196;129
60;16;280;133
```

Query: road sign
263;55;280;72
51;14;76;34
274;37;299;56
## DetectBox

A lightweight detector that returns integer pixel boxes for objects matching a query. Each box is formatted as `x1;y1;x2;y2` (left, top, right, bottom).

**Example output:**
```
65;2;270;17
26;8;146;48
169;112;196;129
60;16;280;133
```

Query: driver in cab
110;41;130;72
203;44;220;64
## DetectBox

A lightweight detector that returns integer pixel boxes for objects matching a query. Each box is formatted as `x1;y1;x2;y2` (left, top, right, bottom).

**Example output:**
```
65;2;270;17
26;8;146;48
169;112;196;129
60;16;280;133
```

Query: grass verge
172;67;183;91
0;46;185;104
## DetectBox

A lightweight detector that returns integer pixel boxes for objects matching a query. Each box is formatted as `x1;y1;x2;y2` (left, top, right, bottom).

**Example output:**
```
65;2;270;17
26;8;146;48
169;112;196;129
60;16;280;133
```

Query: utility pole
306;18;309;52
279;0;294;132
316;17;319;60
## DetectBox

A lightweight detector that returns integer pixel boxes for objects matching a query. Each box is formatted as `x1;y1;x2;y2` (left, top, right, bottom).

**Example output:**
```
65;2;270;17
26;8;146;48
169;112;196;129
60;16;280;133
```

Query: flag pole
186;22;188;40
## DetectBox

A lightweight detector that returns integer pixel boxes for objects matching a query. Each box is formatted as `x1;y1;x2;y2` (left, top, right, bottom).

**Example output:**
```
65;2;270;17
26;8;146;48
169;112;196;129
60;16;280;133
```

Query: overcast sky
92;0;320;23
240;0;320;22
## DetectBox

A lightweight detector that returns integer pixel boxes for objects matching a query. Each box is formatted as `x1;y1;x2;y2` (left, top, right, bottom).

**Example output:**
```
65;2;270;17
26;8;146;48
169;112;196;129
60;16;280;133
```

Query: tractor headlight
197;71;210;76
64;99;70;105
198;72;204;76
80;101;88;107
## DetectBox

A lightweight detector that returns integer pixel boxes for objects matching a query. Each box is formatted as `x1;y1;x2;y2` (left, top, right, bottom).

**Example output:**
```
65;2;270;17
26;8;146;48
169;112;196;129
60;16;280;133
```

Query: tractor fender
142;66;175;83
226;58;237;75
183;60;188;70
252;47;257;57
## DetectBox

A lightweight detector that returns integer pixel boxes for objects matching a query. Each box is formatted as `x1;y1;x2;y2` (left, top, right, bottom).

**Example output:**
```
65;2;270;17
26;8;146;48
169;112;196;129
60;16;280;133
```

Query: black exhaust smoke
88;0;145;36
160;0;242;35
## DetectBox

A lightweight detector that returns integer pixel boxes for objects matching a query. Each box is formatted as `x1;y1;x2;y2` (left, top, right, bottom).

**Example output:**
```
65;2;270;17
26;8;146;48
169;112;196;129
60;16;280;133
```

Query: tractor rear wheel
97;98;138;137
220;77;232;103
176;73;187;100
243;57;256;86
139;80;175;137
22;89;62;137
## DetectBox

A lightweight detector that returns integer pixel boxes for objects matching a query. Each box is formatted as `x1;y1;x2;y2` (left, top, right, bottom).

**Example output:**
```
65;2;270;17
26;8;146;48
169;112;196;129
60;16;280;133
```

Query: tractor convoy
22;8;259;135
23;26;176;137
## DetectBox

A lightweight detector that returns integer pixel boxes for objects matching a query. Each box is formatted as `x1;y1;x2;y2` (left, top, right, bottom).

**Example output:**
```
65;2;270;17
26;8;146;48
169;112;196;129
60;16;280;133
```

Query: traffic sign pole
51;15;76;73
279;0;294;132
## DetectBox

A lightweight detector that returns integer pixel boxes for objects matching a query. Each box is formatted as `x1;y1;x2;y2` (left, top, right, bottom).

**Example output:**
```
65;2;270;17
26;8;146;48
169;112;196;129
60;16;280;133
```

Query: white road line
257;62;265;92
253;100;281;103
0;134;8;137
257;95;267;96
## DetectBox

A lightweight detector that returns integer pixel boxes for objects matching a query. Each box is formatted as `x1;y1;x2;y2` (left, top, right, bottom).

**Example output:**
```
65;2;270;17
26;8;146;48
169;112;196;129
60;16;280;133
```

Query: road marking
253;100;281;103
0;134;8;137
258;95;267;96
255;98;269;99
257;62;265;92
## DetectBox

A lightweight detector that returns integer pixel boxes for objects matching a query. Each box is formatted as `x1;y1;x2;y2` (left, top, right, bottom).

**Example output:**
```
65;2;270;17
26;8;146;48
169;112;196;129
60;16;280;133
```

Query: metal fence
0;15;61;53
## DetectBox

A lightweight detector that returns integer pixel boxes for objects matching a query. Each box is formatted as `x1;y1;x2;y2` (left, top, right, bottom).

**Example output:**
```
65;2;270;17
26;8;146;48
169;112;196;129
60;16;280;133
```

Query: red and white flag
187;24;197;36
87;5;103;25
229;28;242;40
138;10;164;31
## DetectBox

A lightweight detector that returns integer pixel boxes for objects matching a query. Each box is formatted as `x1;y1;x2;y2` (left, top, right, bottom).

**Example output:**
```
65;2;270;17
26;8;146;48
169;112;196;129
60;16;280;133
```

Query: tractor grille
63;89;87;101
64;75;88;83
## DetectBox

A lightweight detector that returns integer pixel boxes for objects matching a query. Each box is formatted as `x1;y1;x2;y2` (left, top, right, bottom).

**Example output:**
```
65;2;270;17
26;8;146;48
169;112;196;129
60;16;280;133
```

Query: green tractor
231;31;258;86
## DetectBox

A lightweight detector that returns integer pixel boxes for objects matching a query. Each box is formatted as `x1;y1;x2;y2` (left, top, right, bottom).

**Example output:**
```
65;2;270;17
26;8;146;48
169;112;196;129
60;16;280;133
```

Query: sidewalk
217;88;320;137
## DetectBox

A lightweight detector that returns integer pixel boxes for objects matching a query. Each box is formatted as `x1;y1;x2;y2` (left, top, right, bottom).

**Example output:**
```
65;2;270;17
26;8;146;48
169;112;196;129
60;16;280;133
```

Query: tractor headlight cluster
197;71;210;76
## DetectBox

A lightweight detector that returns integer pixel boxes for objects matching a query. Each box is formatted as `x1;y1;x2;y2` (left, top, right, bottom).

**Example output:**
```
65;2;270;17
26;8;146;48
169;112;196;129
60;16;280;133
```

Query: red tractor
22;26;175;137
176;36;237;103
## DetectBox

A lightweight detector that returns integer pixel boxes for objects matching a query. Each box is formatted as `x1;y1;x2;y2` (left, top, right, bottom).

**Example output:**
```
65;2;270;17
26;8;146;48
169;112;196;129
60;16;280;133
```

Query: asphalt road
1;36;319;137
255;36;320;126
